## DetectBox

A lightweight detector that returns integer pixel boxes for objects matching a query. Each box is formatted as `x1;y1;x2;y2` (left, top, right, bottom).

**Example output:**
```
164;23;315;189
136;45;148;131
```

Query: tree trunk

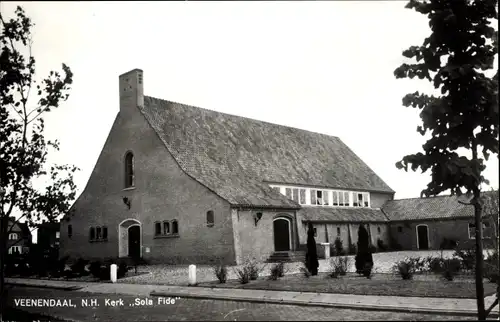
473;197;486;320
0;215;8;322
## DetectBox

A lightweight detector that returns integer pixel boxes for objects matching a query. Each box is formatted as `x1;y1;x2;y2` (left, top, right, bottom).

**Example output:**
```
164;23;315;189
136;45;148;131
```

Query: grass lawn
198;273;498;299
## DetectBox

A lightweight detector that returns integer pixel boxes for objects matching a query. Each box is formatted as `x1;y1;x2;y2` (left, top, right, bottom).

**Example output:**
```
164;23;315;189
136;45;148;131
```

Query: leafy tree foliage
305;222;319;276
393;0;498;319
0;6;79;320
355;224;373;277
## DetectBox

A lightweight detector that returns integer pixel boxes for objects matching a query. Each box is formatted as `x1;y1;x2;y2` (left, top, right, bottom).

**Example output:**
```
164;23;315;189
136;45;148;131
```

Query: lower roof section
300;206;388;223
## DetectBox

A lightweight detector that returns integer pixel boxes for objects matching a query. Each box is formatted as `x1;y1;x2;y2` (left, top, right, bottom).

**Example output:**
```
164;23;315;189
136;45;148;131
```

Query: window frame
469;222;491;239
154;222;162;236
206;210;215;227
172;220;179;235
89;227;96;241
270;185;370;208
124;152;135;188
163;221;170;234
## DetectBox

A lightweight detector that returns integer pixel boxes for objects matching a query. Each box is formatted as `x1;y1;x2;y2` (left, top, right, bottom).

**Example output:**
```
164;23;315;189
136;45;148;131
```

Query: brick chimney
119;69;144;113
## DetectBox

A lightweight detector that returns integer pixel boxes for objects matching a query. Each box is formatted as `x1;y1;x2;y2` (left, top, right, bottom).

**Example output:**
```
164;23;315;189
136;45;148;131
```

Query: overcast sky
2;1;499;207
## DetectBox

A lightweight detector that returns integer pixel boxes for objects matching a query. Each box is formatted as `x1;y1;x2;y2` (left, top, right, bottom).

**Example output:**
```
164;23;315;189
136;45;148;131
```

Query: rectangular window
96;227;102;240
344;192;350;206
363;193;369;207
310;190;317;205
292;188;299;203
469;222;491;239
469;223;476;239
207;211;215;227
55;232;60;239
316;190;323;205
339;192;344;206
299;189;306;204
155;222;161;235
102;227;108;240
337;227;341;235
332;191;338;206
68;225;73;238
285;188;292;199
164;222;170;234
323;190;329;205
8;246;21;254
172;220;178;234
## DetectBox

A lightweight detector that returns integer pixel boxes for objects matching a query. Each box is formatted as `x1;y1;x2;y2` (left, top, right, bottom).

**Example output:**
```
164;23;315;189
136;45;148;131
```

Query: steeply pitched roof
139;96;394;208
18;222;31;238
382;191;498;222
300;207;389;223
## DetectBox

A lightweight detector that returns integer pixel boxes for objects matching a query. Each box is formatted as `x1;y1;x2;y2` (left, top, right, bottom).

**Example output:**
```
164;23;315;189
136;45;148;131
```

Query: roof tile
138;96;394;208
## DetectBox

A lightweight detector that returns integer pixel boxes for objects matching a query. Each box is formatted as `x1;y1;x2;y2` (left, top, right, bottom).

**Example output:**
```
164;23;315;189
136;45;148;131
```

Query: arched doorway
416;224;429;250
119;219;142;258
273;217;292;251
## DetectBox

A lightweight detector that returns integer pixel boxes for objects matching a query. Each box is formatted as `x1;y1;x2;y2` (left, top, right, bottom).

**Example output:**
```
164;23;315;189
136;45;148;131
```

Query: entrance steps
266;251;306;263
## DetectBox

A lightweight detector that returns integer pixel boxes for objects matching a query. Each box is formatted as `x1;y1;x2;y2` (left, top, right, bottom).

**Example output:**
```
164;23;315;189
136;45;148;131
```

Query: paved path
6;277;499;318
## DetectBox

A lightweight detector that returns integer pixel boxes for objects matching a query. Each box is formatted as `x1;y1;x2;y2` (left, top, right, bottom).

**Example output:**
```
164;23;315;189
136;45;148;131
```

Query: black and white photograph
0;1;498;321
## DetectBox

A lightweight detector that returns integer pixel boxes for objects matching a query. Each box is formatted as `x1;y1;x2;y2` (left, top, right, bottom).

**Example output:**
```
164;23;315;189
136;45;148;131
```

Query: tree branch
485;298;498;317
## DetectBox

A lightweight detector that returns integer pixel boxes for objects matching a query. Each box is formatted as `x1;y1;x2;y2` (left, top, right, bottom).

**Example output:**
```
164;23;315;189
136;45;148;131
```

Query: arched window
124;152;135;188
89;227;95;241
206;210;214;227
68;225;73;238
8;233;18;240
172;220;178;234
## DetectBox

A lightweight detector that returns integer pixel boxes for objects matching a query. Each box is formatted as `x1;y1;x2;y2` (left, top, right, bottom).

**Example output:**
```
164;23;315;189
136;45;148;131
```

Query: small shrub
453;243;476;272
89;261;102;278
269;263;285;280
71;258;89;276
213;264;228;284
245;259;261;281
377;238;387;252
441;258;461;281
484;251;499;283
334;237;344;256
99;265;111;281
393;257;419;280
363;262;373;279
348;243;357;255
426;256;444;274
235;267;251;284
329;256;349;278
117;261;128;279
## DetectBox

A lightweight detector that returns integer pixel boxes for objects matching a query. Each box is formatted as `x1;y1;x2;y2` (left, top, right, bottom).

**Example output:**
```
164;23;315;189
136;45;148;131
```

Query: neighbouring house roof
381;190;499;222
300;207;389;223
138;96;394;209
